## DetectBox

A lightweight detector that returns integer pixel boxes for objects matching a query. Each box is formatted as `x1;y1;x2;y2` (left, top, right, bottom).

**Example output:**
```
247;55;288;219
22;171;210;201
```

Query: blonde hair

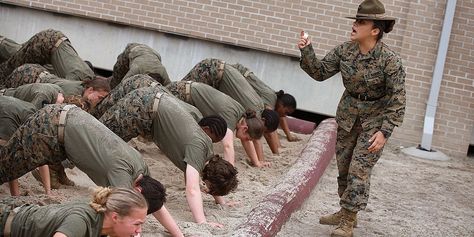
89;187;147;216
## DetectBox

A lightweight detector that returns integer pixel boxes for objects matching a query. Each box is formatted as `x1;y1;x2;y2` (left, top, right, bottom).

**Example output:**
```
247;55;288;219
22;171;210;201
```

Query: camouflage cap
346;0;396;33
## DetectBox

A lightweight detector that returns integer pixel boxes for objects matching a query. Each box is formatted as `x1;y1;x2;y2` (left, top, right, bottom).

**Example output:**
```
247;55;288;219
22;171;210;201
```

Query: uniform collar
352;40;384;60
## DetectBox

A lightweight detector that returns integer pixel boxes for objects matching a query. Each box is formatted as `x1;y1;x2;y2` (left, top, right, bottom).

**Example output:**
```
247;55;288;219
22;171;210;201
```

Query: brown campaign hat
346;0;396;33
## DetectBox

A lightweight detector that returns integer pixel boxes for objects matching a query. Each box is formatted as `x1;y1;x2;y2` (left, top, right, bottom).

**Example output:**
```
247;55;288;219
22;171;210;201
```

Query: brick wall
2;0;473;157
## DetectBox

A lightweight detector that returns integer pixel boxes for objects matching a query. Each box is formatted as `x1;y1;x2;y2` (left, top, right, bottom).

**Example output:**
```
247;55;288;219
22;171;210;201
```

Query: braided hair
199;115;227;142
276;90;296;110
261;109;280;133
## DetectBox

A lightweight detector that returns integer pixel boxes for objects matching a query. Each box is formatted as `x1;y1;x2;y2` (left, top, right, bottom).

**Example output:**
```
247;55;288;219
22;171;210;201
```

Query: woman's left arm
381;55;407;138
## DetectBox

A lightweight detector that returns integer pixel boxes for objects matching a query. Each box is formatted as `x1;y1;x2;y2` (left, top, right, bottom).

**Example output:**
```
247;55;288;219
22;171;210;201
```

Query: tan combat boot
320;209;357;227
50;164;75;186
330;208;357;237
32;168;61;189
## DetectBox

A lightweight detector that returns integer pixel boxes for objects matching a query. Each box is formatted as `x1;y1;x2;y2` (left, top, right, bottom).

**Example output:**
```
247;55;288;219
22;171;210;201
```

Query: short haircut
202;155;238;196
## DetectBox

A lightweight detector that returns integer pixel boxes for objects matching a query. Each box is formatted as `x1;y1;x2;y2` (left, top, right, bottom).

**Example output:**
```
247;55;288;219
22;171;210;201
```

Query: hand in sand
255;161;271;168
222;200;241;208
203;221;224;228
287;134;301;142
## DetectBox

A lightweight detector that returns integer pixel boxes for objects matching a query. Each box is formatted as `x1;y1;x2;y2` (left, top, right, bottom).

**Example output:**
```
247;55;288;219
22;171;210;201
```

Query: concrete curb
233;118;337;237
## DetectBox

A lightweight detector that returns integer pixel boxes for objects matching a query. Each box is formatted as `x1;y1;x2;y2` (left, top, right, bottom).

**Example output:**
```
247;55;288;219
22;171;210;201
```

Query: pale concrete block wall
2;0;473;157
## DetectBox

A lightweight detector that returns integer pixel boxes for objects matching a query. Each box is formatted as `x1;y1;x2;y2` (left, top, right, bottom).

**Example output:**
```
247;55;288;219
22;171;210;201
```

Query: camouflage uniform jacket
300;41;406;136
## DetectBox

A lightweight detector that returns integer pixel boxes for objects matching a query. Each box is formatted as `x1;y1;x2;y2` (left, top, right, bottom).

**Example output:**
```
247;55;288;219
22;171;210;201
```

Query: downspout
420;0;457;151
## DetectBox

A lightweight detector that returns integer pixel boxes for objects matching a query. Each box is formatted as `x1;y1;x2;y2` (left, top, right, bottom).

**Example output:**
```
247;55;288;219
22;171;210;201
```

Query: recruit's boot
331;208;357;237
32;168;61;189
50;164;75;186
320;209;358;227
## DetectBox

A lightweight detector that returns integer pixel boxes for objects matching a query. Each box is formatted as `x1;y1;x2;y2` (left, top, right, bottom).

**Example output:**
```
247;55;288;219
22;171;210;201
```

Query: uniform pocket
365;70;384;86
340;61;355;78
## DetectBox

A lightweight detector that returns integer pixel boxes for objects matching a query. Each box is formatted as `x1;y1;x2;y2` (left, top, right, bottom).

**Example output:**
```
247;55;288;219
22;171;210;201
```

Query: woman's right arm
240;139;270;168
221;128;235;166
152;205;184;237
298;33;342;81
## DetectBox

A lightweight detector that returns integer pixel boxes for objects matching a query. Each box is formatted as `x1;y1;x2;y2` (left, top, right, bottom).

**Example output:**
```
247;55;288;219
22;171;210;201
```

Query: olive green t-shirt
0;96;36;139
124;45;172;86
41;73;84;96
231;63;277;108
51;40;95;82
219;65;265;116
190;82;244;131
152;94;213;173
64;107;149;187
12;203;104;237
177;98;203;123
3;83;62;109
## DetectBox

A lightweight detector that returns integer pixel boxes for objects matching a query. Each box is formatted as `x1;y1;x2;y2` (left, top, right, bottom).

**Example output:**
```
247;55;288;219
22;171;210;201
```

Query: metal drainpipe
420;0;457;151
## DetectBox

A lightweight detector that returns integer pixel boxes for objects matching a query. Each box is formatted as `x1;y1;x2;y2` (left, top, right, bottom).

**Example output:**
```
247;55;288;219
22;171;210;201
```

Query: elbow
223;141;233;150
186;186;201;198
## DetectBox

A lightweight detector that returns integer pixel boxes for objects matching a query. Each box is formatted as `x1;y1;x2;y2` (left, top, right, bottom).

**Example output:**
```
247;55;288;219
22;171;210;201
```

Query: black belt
348;92;385;101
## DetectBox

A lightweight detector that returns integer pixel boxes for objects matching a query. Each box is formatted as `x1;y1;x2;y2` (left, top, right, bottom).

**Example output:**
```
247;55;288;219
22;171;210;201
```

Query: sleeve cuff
299;43;314;56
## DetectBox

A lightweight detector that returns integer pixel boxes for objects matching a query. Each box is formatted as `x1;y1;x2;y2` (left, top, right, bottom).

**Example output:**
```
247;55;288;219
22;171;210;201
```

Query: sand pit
0;130;311;236
277;144;474;237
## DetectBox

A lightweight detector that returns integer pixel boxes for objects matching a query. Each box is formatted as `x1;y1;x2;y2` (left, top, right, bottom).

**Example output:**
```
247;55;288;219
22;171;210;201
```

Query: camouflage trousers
166;81;188;102
336;118;383;212
1;64;47;88
0;29;94;83
92;74;161;118
111;43;171;89
1;64;68;90
0;105;66;183
99;86;160;142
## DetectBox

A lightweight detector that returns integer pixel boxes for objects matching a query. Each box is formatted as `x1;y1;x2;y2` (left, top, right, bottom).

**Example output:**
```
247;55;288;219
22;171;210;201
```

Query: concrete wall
0;4;344;117
1;1;473;157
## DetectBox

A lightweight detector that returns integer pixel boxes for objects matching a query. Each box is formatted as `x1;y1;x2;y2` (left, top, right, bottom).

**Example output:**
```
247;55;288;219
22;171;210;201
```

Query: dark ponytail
372;20;388;41
137;176;167;214
276;90;296;110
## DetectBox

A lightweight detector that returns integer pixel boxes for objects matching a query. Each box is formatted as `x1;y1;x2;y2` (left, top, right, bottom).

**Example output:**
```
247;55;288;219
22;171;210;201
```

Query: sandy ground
0;130;311;236
277;144;474;237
